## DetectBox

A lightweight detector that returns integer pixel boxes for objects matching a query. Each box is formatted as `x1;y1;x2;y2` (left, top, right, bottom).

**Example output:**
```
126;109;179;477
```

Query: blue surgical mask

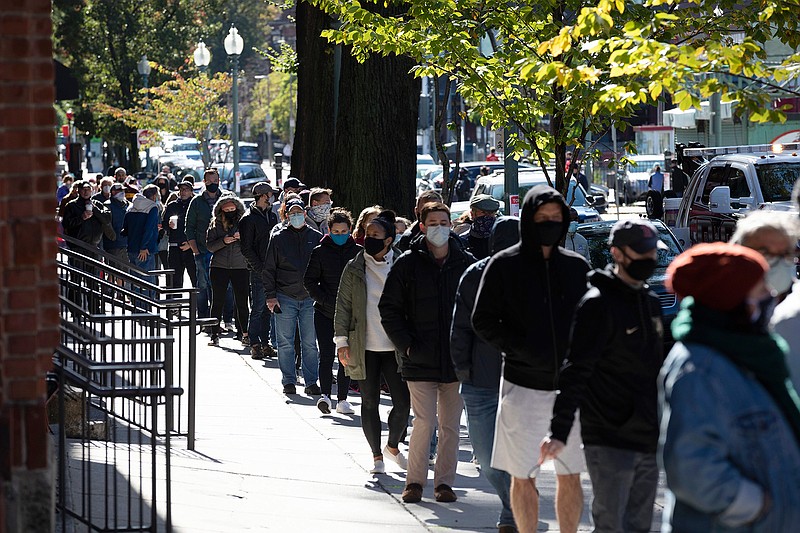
289;213;305;229
568;221;579;234
330;233;350;246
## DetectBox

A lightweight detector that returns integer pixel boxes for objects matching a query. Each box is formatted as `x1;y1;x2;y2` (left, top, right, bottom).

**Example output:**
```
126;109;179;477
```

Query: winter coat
122;194;160;254
450;217;520;389
206;196;248;270
262;223;323;300
238;204;278;273
184;190;231;254
396;221;422;252
62;196;112;246
334;248;401;381
660;342;800;531
472;185;590;391
550;266;664;453
162;195;194;245
104;197;129;250
303;234;361;319
379;235;476;382
771;282;800;390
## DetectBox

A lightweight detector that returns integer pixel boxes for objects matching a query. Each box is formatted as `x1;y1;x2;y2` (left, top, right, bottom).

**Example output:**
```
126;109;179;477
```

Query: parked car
622;154;667;204
576;219;683;347
215;162;269;197
450;169;602;223
219;142;262;164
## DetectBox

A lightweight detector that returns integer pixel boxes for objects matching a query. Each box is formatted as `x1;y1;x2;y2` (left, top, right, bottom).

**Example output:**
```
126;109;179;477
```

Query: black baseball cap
283;177;306;190
609;219;668;253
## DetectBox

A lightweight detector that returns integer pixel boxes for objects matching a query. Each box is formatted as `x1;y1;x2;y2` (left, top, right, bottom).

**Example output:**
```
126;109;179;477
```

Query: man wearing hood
122;184;161;273
379;201;476;504
540;219;665;533
450;216;520;532
472;185;590;533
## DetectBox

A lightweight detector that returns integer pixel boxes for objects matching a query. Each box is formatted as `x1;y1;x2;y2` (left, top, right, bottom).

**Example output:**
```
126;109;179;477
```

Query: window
701;166;728;204
756;163;800;203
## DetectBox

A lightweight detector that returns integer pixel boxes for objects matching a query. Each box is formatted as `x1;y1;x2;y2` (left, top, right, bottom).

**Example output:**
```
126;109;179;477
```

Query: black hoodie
303;234;362;319
471;185;590;390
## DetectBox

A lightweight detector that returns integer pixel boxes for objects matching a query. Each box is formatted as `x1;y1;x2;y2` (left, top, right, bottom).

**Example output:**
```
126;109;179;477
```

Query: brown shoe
401;483;423;503
498;526;517;533
434;483;457;503
250;344;265;360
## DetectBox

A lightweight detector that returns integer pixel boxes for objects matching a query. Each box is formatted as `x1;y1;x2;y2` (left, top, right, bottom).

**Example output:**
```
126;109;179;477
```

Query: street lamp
137;55;151;88
193;41;211;73
224;24;244;195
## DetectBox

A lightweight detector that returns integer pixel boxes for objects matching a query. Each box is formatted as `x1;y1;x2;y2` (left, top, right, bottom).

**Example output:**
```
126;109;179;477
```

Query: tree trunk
293;2;336;187
332;48;420;217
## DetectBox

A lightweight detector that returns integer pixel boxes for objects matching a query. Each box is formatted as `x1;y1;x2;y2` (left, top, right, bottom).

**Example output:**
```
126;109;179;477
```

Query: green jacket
334;248;401;381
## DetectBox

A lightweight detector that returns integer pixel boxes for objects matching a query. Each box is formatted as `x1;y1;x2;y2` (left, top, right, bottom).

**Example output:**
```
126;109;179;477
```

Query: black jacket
62;196;111;246
395;221;422;252
379;235;476;382
472;186;590;390
450;217;520;389
162;196;194;245
550;266;664;453
303;235;362;320
239;204;278;272
263;224;323;300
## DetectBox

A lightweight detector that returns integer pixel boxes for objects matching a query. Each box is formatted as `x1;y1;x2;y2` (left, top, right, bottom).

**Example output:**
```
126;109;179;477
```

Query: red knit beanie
666;243;768;311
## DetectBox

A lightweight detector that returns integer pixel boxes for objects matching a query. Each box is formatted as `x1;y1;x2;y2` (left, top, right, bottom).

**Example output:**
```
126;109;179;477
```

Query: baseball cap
252;182;276;197
609;219;668;253
283;177;306;190
110;183;124;192
285;198;305;212
470;194;500;212
178;180;194;190
78;181;93;189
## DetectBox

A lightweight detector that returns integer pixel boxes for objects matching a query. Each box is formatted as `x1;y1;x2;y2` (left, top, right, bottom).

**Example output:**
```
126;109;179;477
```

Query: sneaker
283;383;296;395
401;483;423;503
498;526;517;533
370;460;385;474
241;334;251;347
250;344;265;360
336;400;355;414
262;344;277;358
382;445;408;470
304;383;321;396
434;484;457;503
317;395;332;414
208;335;219;347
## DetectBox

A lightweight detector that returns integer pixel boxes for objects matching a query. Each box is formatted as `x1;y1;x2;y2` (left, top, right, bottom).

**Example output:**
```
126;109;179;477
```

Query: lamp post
224;24;244;195
194;41;212;165
137;55;152;173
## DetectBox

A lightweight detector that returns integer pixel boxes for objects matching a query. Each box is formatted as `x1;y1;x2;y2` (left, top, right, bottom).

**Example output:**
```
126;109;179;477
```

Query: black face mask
364;237;388;257
747;295;776;333
224;211;238;224
623;256;658;281
533;221;563;246
206;182;219;194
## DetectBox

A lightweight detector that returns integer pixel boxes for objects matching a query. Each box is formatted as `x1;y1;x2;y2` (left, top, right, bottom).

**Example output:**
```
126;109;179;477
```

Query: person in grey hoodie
206;196;249;347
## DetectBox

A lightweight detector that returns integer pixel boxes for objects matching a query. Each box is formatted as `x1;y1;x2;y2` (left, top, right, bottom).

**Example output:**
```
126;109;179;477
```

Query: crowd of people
56;164;800;533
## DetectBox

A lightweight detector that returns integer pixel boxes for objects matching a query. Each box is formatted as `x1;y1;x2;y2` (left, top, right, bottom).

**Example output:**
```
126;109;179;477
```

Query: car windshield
487;179;587;206
243;166;266;180
627;160;663;173
576;223;682;283
239;146;261;162
756;163;800;202
417;154;436;165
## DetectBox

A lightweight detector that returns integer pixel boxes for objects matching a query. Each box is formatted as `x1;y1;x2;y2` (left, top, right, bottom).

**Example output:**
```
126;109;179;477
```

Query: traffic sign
137;129;157;149
509;194;520;217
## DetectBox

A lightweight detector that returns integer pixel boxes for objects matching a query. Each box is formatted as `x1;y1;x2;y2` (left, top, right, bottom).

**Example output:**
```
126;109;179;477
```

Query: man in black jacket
162;180;197;301
380;201;475;504
264;198;323;396
62;180;112;247
450;216;519;532
472;185;589;533
540;219;665;533
240;182;279;360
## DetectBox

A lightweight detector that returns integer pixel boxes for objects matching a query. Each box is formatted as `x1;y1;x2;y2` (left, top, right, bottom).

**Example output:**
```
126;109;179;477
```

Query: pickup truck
664;142;800;247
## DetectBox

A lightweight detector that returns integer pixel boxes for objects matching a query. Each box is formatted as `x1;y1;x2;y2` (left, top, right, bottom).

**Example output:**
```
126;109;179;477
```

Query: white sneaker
316;395;332;414
336;400;355;414
370;460;385;474
383;445;408;470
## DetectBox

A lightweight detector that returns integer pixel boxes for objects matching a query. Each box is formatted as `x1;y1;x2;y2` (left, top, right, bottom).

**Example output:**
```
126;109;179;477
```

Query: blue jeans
460;383;515;529
128;251;156;305
193;252;211;318
274;293;319;386
248;272;270;346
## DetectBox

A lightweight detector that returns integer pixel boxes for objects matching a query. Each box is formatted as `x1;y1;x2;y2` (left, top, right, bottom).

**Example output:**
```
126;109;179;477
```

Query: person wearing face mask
205;197;249;347
379;201;476;504
395;190;443;252
539;218;666;533
162;178;198;300
564;207;589;261
471;185;590;533
103;183;130;264
659;243;800;532
93;177;114;204
263;198;323;396
304;187;333;234
303;208;361;414
335;210;410;474
459;194;500;260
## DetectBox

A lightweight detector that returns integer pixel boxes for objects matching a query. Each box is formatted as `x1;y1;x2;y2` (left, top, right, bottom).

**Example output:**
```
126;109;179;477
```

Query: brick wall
0;2;60;532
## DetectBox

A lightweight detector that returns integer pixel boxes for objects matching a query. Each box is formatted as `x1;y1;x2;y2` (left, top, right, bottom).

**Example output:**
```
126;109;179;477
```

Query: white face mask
113;192;125;202
289;212;306;229
766;256;797;294
102;185;111;194
425;225;450;247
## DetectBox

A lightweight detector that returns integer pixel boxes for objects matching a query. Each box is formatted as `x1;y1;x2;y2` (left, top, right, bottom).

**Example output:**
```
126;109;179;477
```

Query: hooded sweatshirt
123;193;160;254
472;185;590;390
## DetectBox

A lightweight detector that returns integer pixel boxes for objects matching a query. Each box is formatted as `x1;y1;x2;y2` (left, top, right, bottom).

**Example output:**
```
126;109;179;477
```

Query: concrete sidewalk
167;328;665;532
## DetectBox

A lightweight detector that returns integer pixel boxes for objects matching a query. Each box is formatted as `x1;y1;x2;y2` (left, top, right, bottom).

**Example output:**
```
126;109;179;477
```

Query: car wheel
646;191;663;219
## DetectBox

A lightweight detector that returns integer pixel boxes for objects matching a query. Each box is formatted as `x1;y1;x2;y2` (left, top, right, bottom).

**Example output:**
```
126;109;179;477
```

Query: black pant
167;246;197;290
210;267;249;337
360;350;410;457
314;311;349;399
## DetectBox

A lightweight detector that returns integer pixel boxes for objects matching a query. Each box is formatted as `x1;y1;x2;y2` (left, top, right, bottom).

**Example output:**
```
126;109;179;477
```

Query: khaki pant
407;381;463;488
